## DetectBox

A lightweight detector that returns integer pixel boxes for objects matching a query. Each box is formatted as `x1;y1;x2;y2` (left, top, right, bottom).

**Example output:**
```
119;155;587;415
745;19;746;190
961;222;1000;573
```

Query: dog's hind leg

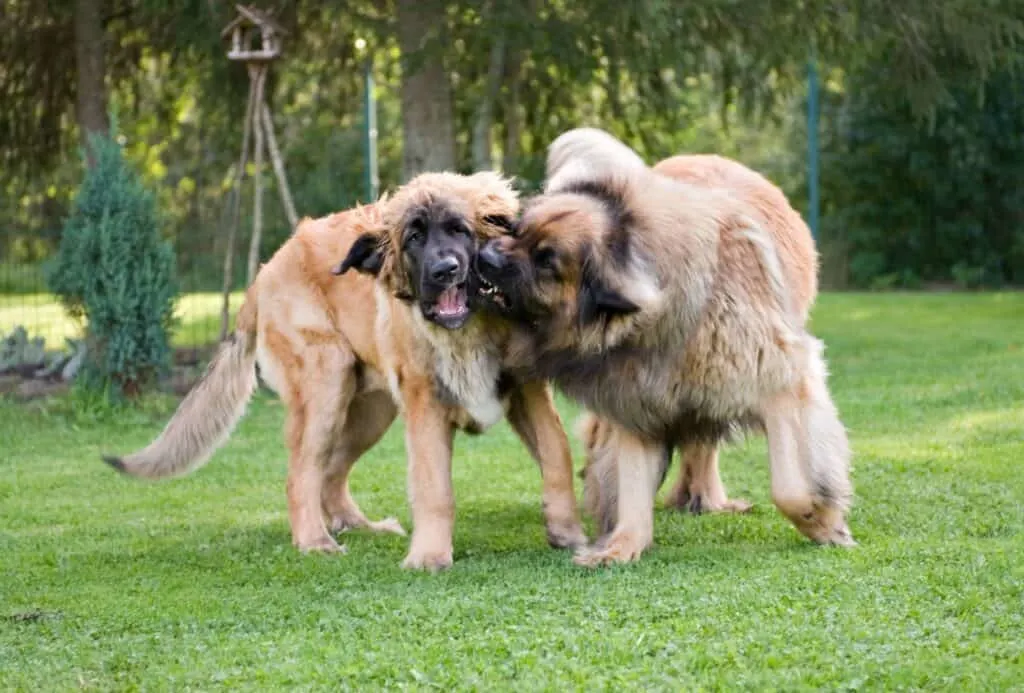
574;422;663;567
762;340;854;546
279;336;357;553
321;390;405;537
665;442;752;515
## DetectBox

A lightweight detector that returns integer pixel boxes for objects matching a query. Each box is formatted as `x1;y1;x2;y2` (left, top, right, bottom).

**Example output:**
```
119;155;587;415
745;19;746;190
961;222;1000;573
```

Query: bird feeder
217;4;298;341
221;4;287;63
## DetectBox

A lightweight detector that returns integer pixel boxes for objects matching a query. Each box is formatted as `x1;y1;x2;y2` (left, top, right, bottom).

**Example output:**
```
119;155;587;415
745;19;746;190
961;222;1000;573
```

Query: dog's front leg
506;381;587;550
574;422;663;567
400;381;456;572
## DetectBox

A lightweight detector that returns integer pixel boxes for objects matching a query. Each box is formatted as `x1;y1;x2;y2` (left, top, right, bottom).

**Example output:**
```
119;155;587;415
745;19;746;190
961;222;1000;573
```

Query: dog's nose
429;256;461;282
478;241;506;271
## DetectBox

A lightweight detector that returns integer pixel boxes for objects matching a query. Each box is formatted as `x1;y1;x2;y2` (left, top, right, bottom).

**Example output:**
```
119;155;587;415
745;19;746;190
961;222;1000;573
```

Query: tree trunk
502;49;524;176
74;0;109;165
471;34;506;172
396;0;456;180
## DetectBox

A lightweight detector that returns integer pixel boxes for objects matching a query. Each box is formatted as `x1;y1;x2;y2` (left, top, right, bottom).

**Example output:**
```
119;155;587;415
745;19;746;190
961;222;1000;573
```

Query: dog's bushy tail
545;128;647;193
103;290;259;480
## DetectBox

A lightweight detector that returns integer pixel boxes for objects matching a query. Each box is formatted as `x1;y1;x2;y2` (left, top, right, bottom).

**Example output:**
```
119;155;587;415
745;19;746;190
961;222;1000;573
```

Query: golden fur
577;152;823;525
478;128;854;566
104;172;585;571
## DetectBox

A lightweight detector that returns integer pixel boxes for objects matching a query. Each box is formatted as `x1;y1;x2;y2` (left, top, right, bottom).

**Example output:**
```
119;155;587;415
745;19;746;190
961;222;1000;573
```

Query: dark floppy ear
483;214;516;234
332;232;384;276
578;265;641;326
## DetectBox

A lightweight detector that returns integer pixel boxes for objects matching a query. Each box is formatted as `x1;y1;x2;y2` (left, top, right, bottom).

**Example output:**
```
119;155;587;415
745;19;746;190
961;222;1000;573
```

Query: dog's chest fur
418;316;506;432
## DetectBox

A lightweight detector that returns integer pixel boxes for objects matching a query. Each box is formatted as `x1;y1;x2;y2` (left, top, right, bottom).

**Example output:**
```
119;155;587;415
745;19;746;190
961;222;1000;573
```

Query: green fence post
807;55;820;241
363;50;379;203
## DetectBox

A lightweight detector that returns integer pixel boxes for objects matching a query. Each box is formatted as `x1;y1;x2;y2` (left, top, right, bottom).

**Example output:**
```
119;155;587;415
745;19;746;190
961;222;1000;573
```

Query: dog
577;149;823;531
514;128;753;525
476;128;854;566
103;171;585;571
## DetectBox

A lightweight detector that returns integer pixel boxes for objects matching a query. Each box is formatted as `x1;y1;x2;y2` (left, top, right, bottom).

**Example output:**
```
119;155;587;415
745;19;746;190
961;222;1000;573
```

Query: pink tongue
438;286;463;315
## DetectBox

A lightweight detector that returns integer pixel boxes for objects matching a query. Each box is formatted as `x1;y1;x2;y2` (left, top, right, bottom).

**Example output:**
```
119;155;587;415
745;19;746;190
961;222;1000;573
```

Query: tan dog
476;128;854;566
104;172;585;571
577;151;822;529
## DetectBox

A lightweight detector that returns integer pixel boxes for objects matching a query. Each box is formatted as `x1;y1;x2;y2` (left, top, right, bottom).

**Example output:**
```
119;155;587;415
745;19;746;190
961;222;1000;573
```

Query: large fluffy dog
577;148;822;531
103;172;585;571
477;128;854;566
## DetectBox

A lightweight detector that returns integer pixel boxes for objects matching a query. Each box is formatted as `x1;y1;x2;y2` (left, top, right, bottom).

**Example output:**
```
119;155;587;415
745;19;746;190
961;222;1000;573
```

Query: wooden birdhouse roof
220;4;288;39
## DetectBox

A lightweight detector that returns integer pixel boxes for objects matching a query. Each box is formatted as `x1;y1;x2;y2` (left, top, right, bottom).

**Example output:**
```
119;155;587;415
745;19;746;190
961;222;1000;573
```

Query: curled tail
103;291;259;479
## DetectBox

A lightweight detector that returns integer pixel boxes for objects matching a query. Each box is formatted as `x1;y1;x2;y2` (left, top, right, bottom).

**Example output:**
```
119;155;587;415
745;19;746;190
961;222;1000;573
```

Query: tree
4;0;1024;295
74;0;109;165
396;0;457;180
823;65;1024;288
47;128;178;398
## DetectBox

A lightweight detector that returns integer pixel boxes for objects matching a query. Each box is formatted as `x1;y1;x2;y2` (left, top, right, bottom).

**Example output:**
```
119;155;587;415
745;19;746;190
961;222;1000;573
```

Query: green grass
0;291;244;348
2;293;1023;691
0;263;48;295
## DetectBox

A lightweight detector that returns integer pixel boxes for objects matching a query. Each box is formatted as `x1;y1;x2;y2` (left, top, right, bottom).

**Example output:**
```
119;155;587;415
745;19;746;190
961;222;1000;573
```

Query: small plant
46;126;178;399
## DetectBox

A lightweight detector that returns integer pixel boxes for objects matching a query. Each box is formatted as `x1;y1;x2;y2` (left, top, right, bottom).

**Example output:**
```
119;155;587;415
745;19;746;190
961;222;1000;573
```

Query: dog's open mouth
425;283;471;328
477;275;508;309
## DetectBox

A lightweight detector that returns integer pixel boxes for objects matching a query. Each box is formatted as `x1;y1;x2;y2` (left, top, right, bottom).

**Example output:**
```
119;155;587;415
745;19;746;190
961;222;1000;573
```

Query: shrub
46;129;178;398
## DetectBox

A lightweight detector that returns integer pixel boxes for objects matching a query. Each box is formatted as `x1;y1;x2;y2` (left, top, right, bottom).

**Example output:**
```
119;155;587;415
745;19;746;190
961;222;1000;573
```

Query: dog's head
477;129;662;350
332;171;518;330
476;176;662;351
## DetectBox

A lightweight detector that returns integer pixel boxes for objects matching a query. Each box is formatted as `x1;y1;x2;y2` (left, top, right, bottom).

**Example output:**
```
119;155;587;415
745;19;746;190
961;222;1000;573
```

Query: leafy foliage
824;66;1024;288
46;128;178;397
3;0;1024;290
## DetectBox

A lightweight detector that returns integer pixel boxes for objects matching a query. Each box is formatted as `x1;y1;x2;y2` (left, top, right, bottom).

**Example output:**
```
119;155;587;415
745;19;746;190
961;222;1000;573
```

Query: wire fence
0;222;261;396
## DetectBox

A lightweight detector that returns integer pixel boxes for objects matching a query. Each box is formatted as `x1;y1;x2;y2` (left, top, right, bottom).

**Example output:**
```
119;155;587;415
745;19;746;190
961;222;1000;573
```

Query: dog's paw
546;520;588;550
683;494;754;515
572;531;648;568
818;521;857;547
401;546;454;573
367;516;407;536
295;535;348;554
791;507;857;547
328;513;407;536
667;488;753;515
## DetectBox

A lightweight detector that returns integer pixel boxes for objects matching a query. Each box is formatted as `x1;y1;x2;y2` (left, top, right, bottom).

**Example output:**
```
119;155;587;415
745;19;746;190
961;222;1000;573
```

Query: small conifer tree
47;127;178;398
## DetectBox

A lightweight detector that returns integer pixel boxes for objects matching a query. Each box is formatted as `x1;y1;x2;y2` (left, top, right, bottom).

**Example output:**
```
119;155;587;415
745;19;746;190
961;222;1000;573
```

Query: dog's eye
447;221;472;237
405;219;427;245
533;247;559;273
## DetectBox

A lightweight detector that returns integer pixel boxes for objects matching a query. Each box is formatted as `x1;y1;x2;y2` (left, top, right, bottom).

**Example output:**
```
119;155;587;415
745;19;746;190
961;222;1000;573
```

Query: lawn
0;291;245;348
2;293;1022;691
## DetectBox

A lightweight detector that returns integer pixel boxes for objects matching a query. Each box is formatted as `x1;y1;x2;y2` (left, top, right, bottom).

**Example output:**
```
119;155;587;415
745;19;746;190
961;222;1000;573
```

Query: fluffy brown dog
577;150;823;530
103;171;585;571
477;128;854;566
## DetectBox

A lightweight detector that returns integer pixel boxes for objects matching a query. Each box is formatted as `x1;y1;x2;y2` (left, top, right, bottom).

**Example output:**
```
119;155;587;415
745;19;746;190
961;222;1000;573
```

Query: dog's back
653;154;818;322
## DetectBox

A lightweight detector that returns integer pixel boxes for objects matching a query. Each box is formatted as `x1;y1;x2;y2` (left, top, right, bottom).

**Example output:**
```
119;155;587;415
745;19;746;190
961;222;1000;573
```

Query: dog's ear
482;214;516;234
578;264;640;326
333;232;384;276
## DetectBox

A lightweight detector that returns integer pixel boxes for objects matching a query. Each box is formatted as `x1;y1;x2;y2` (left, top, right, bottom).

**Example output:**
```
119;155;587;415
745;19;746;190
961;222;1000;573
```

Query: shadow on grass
68;499;820;591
